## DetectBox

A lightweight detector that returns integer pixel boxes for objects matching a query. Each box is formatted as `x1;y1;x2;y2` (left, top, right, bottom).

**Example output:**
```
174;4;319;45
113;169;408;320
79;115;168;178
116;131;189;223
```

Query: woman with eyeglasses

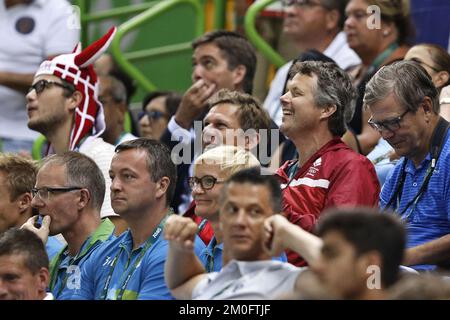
183;145;261;272
138;91;181;140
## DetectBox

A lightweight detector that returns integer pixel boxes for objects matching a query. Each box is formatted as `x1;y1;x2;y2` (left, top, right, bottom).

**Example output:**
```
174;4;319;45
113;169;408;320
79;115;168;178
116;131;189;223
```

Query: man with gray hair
22;151;115;299
276;61;380;266
364;60;450;271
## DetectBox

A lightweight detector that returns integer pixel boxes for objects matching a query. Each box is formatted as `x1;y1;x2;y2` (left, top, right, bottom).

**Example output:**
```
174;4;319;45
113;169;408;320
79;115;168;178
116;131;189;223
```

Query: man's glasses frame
368;109;410;133
31;186;83;201
28;79;75;95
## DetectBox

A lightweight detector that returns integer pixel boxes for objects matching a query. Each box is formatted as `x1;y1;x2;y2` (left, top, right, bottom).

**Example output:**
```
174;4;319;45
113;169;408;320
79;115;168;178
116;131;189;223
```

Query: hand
21;215;51;244
174;79;217;129
263;214;289;257
164;215;198;252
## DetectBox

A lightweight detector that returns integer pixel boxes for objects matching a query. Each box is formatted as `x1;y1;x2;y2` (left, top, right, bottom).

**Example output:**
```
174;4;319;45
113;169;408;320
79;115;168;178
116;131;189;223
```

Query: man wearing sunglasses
0;0;79;154
264;0;360;127
364;60;450;271
25;28;127;235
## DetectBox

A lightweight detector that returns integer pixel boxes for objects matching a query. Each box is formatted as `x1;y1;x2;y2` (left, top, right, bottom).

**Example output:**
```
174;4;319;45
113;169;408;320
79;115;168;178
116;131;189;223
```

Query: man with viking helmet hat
26;27;127;234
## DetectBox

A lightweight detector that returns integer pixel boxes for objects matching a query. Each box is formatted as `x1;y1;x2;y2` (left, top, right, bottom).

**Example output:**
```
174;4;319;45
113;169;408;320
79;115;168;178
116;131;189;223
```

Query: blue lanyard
99;212;172;300
205;237;218;273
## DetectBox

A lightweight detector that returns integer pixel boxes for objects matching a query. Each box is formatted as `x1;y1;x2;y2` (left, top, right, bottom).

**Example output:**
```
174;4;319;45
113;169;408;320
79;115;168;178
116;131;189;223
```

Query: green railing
244;0;285;68
75;0;207;93
110;0;204;92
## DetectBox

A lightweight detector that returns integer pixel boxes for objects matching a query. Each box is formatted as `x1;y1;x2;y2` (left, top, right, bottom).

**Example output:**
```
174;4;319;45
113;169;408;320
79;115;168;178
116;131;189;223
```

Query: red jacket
183;201;214;246
276;138;380;266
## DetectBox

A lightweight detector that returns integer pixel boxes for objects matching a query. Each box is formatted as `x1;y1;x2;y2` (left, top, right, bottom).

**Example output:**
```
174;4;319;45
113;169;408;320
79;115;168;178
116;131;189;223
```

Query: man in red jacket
276;61;380;266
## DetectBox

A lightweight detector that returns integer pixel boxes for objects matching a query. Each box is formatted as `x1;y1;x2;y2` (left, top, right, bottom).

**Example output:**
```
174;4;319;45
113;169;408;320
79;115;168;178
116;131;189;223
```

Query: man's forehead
193;42;224;59
225;182;270;204
206;104;239;120
33;74;61;84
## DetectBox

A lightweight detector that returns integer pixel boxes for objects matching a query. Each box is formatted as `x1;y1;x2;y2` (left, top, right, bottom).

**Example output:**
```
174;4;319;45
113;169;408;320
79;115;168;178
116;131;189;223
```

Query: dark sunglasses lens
149;111;165;120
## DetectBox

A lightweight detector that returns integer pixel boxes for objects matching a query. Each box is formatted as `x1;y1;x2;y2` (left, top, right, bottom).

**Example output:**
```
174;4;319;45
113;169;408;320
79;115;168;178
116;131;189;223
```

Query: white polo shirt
192;260;304;300
0;0;79;141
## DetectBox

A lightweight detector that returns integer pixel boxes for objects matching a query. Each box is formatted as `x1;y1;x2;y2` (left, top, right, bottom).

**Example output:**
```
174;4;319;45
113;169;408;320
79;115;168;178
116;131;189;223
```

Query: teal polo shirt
50;218;115;299
70;217;206;300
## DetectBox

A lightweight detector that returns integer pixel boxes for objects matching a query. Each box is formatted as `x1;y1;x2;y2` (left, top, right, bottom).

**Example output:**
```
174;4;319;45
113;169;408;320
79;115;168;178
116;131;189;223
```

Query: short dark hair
142;91;182;118
316;208;405;287
223;167;282;213
0;228;49;274
41;152;106;212
288;61;356;136
192;30;256;94
115;138;177;206
208;89;271;132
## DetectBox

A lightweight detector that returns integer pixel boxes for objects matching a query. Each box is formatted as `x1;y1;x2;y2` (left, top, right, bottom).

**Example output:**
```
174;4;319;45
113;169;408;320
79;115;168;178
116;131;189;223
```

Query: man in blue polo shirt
364;60;450;271
22;152;115;299
71;139;205;300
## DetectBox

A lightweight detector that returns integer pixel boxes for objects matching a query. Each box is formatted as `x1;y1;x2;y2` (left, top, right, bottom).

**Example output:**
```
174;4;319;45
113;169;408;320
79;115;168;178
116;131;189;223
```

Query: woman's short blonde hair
194;145;260;179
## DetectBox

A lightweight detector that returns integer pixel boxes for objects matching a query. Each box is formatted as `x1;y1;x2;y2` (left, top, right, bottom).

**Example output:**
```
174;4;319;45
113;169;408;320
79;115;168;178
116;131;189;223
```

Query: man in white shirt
164;168;305;300
264;0;360;126
0;0;79;153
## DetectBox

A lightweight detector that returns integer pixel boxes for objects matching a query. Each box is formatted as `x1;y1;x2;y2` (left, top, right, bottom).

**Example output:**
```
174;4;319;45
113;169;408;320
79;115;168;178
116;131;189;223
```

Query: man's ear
434;71;449;90
67;91;83;112
320;104;337;120
77;188;91;210
232;65;247;90
155;177;170;200
244;132;260;151
325;9;340;31
17;192;33;215
37;267;50;295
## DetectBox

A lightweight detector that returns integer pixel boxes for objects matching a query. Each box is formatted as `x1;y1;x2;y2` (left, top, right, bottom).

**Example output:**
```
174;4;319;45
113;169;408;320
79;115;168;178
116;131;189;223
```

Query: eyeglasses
138;110;169;121
368;109;410;133
281;0;324;8
31;186;83;201
188;175;225;190
28;79;74;95
408;57;440;73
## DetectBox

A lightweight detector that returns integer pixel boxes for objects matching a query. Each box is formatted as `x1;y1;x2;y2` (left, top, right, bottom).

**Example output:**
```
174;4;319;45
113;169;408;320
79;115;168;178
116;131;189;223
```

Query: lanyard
205;237;218;273
281;160;299;190
383;118;449;220
49;238;103;299
99;212;172;300
371;43;399;71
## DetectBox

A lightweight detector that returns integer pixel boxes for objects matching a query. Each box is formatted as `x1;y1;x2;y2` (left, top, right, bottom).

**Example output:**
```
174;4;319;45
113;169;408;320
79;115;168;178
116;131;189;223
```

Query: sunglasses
368;109;410;133
138;110;169;121
28;79;74;95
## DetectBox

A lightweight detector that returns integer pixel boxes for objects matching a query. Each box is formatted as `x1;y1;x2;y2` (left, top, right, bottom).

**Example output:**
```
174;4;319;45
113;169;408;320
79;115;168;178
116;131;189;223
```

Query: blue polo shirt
199;236;288;273
71;224;206;300
50;219;115;300
380;130;450;270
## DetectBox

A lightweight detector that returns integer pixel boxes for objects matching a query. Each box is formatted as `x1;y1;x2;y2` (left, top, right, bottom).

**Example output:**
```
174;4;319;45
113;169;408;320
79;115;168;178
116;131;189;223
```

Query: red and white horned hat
35;27;117;151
